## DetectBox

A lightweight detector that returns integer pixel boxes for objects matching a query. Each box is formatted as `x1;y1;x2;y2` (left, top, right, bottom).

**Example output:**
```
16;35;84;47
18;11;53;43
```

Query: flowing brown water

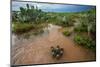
11;24;96;65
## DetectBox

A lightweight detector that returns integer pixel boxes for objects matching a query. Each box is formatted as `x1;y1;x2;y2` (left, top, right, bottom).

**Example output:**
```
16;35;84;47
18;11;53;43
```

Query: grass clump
12;23;34;34
63;30;71;36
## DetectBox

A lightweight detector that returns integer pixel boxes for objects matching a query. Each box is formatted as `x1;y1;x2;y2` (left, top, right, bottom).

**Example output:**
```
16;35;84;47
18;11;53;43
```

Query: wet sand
11;24;96;65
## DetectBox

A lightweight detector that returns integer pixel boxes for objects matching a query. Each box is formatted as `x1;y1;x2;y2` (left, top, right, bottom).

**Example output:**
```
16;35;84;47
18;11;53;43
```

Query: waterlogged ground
11;24;96;65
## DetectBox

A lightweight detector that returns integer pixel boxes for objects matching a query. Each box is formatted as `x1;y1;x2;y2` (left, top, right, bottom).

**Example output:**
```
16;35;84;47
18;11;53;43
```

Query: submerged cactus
51;46;64;60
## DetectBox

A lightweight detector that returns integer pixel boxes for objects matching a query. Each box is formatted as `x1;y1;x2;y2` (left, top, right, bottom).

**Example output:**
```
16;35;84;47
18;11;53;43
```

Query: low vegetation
12;23;34;34
63;30;71;36
74;35;96;51
12;22;46;35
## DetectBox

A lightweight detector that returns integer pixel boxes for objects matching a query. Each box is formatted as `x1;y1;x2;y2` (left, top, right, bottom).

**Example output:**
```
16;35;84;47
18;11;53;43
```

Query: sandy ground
11;24;96;65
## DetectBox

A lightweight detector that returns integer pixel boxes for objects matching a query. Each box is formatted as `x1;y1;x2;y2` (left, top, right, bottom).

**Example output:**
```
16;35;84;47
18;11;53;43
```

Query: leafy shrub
74;35;96;51
74;15;89;32
63;30;71;36
53;16;74;27
74;25;87;32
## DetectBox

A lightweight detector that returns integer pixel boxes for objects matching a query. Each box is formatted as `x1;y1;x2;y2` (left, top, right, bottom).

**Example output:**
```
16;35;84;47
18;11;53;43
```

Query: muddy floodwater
11;24;96;65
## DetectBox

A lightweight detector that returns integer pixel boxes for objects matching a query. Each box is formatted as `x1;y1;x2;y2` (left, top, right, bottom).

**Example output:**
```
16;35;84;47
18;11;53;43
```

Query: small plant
63;30;71;36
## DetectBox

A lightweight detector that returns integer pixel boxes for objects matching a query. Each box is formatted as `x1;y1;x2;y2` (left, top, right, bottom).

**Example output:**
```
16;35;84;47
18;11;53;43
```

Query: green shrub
12;23;34;34
74;26;87;32
63;30;71;36
57;21;74;27
74;35;96;51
